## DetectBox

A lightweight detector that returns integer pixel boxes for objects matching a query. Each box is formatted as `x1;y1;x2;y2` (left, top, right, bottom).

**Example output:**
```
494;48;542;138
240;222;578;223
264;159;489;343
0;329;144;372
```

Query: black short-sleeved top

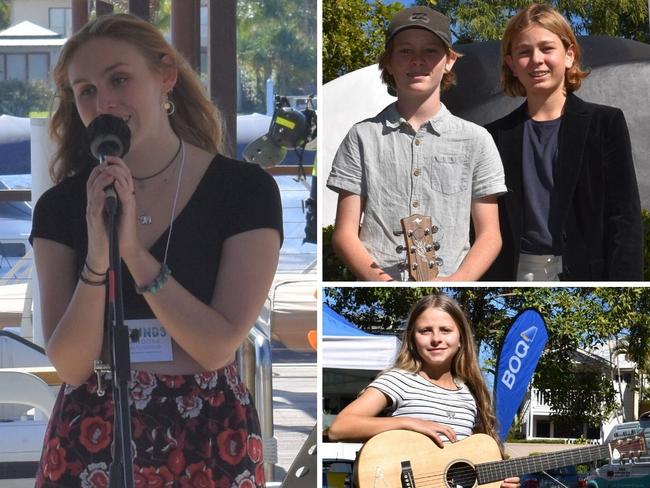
30;154;283;319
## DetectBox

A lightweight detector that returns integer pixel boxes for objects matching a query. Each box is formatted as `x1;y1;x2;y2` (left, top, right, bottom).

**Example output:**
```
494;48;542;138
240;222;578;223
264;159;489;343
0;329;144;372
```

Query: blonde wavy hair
501;3;590;98
49;13;224;183
393;293;499;442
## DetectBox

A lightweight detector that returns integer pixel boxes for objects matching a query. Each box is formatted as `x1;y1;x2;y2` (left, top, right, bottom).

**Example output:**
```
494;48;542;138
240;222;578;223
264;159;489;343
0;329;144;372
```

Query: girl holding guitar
328;293;519;488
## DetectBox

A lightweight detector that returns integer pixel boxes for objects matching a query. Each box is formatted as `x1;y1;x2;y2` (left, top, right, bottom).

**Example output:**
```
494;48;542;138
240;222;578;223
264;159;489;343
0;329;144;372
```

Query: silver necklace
136;140;185;226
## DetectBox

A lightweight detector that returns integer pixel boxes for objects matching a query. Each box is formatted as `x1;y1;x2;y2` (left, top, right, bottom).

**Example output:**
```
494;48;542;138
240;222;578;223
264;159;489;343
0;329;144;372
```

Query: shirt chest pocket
429;154;469;195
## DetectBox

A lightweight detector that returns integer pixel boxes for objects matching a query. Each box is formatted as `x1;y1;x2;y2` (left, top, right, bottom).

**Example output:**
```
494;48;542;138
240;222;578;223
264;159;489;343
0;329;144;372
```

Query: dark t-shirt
30;154;283;319
521;117;562;254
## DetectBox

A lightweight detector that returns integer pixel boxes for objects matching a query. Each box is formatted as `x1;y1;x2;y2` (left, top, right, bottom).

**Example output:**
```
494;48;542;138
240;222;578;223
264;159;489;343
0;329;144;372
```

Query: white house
10;0;72;38
520;340;640;442
0;20;65;83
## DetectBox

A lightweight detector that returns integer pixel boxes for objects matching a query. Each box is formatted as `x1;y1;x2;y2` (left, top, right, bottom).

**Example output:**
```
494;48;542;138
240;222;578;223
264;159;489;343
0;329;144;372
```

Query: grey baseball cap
386;6;452;48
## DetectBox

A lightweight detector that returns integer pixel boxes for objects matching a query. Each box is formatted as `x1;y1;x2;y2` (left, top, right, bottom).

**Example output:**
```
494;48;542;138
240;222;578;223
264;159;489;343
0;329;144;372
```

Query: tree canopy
238;0;316;112
324;287;650;435
323;0;649;83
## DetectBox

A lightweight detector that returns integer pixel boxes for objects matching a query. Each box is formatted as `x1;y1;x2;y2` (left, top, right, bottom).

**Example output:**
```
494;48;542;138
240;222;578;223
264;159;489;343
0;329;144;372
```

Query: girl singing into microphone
30;14;281;487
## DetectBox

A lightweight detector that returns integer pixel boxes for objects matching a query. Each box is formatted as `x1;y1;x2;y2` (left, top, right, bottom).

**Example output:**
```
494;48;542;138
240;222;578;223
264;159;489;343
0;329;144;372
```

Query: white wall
11;0;71;30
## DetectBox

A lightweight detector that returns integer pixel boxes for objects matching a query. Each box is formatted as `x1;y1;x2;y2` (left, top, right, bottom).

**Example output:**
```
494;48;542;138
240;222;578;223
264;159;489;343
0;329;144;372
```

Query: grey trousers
517;253;562;281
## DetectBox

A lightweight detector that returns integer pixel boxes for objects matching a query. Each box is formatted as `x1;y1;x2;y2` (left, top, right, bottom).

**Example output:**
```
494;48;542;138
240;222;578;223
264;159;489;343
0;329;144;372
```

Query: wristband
79;271;107;286
85;261;108;276
135;264;171;295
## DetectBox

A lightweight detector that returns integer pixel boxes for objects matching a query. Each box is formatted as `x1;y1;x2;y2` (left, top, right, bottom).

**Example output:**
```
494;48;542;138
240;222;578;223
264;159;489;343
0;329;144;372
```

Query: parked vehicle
521;465;583;488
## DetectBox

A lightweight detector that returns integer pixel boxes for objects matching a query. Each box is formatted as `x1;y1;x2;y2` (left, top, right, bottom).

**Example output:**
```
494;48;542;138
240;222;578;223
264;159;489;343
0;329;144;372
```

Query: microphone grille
87;114;131;160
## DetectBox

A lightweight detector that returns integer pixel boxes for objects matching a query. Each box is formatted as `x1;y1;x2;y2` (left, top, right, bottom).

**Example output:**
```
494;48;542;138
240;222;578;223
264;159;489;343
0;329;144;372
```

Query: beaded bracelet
79;271;107;286
85;261;108;277
135;264;171;295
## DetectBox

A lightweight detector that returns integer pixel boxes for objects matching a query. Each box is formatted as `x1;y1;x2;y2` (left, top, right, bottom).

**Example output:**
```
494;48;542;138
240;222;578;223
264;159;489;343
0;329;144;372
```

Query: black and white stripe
368;369;477;442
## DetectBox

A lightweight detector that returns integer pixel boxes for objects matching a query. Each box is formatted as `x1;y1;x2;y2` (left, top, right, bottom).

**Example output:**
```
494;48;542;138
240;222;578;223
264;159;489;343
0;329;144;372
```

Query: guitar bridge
400;461;414;488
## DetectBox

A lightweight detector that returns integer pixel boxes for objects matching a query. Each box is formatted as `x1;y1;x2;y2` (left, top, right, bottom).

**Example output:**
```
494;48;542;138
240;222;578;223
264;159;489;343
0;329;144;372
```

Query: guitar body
355;431;502;488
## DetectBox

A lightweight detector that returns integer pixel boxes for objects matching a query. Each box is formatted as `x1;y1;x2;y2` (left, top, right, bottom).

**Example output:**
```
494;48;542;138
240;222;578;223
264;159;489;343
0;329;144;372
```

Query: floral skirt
35;364;265;487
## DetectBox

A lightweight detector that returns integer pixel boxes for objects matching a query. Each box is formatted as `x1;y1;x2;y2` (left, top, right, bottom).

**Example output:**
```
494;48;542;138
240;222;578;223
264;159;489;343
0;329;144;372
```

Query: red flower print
132;415;145;439
42;438;67;481
255;462;265;485
168;448;186;476
194;371;219;389
180;461;216;488
160;375;186;389
137;466;174;487
247;434;263;463
79;416;112;453
134;467;147;488
80;462;109;488
130;370;157;410
207;391;225;407
176;393;203;419
217;428;247;465
233;470;256;488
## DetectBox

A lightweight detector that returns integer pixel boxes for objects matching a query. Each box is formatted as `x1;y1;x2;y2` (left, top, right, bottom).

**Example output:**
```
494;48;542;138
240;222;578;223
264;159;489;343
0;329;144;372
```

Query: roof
0;21;66;47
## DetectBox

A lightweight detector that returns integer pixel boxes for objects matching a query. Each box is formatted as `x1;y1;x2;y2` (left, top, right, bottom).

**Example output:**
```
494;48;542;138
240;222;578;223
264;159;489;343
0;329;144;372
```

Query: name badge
126;319;173;363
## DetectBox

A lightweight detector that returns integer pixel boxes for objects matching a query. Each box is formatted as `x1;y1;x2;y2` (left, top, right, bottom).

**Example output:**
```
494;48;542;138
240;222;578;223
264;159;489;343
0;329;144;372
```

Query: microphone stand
100;191;135;488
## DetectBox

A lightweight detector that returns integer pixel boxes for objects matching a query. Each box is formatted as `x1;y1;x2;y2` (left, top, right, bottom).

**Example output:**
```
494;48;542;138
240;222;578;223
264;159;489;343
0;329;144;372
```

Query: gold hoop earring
163;97;175;116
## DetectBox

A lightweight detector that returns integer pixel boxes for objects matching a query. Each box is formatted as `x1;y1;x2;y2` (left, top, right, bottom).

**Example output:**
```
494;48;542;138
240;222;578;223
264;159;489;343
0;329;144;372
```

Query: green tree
0;0;9;30
0;79;52;117
428;0;649;44
238;0;316;112
324;287;650;434
323;0;403;83
324;0;649;81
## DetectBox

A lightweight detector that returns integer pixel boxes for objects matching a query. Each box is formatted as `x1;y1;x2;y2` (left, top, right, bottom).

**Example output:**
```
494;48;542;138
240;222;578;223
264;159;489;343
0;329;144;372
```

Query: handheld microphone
87;114;132;213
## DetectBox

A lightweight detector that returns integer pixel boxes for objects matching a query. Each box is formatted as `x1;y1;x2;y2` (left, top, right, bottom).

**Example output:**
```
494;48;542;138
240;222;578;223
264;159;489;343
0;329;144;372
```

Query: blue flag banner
494;308;548;441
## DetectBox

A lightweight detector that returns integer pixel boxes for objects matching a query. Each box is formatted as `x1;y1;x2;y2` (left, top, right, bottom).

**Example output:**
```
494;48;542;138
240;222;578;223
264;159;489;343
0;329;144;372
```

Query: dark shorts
35;364;265;487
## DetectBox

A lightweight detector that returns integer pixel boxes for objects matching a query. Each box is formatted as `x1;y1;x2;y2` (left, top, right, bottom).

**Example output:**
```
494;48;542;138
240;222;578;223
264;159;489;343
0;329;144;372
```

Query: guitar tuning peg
396;245;406;253
424;228;430;236
435;257;444;267
409;246;416;254
393;229;404;236
428;261;435;269
434;241;441;251
425;244;432;252
412;263;418;270
431;225;439;233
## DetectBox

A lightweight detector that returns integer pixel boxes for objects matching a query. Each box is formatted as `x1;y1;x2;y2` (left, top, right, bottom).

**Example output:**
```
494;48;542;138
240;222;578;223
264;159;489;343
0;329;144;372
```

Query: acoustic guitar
355;430;646;488
399;214;441;281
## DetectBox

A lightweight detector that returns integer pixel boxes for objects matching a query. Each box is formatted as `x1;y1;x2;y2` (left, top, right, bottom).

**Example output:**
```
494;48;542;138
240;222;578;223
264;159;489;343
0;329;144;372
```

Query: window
2;53;49;81
49;8;72;38
536;419;551;437
6;54;26;80
28;54;48;81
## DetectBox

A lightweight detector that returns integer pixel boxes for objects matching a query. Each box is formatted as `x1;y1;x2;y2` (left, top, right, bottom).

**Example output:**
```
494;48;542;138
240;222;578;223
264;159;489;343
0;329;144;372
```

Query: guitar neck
477;444;610;485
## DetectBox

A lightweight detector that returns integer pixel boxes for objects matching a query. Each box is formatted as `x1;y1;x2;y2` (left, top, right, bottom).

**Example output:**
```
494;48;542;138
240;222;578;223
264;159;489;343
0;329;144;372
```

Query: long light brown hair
500;3;590;98
393;293;499;442
49;13;223;183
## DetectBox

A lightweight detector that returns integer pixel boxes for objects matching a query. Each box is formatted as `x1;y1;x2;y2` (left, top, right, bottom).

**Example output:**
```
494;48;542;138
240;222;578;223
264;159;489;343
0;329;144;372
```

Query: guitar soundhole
445;461;477;488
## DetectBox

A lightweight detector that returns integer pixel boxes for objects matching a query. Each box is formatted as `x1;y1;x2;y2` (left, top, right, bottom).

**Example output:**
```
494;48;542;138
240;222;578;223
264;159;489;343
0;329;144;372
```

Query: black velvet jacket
482;93;643;281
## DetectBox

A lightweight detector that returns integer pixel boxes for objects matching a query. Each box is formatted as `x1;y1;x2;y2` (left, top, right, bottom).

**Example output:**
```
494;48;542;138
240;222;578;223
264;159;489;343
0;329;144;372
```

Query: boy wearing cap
327;6;507;281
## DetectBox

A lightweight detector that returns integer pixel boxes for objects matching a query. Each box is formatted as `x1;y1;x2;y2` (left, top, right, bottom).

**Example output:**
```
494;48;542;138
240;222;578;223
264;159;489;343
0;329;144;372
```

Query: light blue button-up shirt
327;103;507;280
